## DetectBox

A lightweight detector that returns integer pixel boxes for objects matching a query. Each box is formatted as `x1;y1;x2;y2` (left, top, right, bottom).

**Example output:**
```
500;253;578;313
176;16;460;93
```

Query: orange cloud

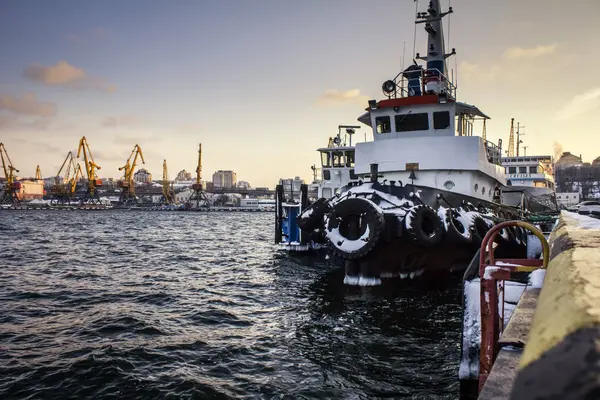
0;93;57;117
23;61;116;92
317;89;370;107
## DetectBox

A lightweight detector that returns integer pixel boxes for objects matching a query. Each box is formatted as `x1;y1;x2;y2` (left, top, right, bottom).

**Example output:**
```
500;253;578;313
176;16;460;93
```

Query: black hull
297;182;543;284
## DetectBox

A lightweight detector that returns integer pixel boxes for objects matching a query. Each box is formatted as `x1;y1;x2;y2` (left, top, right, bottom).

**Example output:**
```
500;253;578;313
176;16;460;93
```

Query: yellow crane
76;136;102;203
162;159;174;204
507;118;515;157
118;144;145;204
189;143;208;208
50;151;80;204
0;143;20;204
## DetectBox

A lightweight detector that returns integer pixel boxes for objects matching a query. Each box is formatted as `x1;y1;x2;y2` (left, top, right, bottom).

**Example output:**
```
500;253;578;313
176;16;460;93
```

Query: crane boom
118;144;145;204
162;159;174;204
196;143;202;185
507;118;515;157
0;143;20;204
76;136;102;203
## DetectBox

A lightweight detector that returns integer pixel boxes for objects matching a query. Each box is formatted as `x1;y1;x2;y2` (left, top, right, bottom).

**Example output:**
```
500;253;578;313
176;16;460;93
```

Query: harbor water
0;211;462;399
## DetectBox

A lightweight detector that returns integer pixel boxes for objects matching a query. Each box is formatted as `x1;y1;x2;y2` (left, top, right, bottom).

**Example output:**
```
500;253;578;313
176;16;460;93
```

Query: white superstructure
501;155;555;190
354;0;505;202
310;125;360;199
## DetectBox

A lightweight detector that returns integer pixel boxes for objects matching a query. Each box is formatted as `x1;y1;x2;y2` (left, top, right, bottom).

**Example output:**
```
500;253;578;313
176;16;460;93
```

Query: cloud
458;61;500;82
23;61;116;92
102;115;139;128
0;93;57;117
503;44;558;60
556;87;600;121
316;89;370;107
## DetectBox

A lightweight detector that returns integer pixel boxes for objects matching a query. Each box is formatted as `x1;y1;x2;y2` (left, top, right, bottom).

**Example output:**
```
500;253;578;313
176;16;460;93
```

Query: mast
415;0;455;81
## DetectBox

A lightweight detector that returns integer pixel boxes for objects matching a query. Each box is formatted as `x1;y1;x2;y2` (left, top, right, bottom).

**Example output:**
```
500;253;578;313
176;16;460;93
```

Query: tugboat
294;0;534;285
275;125;360;251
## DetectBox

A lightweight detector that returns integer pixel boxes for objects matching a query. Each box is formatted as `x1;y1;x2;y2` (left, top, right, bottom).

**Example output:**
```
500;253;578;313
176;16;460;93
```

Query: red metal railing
478;221;550;391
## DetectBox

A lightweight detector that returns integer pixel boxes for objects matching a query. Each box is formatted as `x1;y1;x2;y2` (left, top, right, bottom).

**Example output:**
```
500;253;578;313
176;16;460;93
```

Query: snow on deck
564;211;600;230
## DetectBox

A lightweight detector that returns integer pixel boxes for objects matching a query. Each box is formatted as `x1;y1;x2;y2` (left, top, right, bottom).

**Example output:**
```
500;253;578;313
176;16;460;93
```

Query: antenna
413;0;419;58
402;41;406;70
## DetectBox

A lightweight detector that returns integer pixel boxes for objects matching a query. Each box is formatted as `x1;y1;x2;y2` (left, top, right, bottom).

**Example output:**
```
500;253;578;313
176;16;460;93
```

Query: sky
1;0;599;187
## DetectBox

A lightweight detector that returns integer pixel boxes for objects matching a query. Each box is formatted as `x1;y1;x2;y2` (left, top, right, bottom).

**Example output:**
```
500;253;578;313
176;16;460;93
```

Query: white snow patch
528;269;546;288
326;225;370;253
495;261;520;267
358;276;382;286
460;278;481;380
404;207;415;229
504;281;526;304
438;206;449;231
564;211;600;230
483;266;503;279
344;275;360;285
300;207;314;219
527;234;543;258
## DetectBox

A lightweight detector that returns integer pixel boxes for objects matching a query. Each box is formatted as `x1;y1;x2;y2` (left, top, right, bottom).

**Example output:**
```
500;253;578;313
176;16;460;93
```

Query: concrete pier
479;211;600;399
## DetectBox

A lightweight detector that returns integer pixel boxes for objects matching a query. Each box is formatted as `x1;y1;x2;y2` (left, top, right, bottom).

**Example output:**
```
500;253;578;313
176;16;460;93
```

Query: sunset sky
1;0;599;187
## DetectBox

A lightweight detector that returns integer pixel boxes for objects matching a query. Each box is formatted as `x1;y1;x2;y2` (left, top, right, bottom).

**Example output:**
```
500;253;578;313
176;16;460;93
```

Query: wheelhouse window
529;166;539;173
433;111;450;129
321;152;331;168
395;113;429;132
508;167;517;174
332;151;345;167
376;116;391;134
345;151;355;168
518;167;527;173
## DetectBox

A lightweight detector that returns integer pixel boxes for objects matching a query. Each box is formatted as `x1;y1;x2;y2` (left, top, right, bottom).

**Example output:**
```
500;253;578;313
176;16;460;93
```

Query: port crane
76;136;102;203
118;144;145;204
0;143;20;204
50;151;80;204
161;159;175;204
188;143;209;208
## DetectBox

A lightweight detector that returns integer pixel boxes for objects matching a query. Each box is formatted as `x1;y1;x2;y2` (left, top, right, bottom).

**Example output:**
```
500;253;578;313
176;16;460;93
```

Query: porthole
443;180;455;190
474;183;479;192
482;187;485;195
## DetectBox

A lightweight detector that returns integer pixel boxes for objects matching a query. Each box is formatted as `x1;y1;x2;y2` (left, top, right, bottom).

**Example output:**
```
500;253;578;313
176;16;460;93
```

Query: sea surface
0;210;463;399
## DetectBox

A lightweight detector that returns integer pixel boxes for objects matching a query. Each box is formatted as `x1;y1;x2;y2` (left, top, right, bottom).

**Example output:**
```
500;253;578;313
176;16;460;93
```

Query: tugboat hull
298;181;530;285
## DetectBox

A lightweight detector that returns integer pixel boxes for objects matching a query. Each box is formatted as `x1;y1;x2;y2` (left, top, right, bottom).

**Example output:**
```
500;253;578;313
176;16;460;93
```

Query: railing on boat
386;68;457;101
484;140;503;166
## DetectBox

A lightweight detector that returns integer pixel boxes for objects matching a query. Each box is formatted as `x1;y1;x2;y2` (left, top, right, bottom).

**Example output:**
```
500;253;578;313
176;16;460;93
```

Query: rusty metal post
479;275;500;391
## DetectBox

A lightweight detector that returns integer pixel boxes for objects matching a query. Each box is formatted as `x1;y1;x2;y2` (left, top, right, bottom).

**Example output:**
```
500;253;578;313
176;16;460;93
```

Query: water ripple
0;210;462;399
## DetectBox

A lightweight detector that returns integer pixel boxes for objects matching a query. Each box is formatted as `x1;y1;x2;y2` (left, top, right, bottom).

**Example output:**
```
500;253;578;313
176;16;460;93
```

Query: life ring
297;198;331;232
444;208;472;244
404;205;444;246
325;197;384;260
